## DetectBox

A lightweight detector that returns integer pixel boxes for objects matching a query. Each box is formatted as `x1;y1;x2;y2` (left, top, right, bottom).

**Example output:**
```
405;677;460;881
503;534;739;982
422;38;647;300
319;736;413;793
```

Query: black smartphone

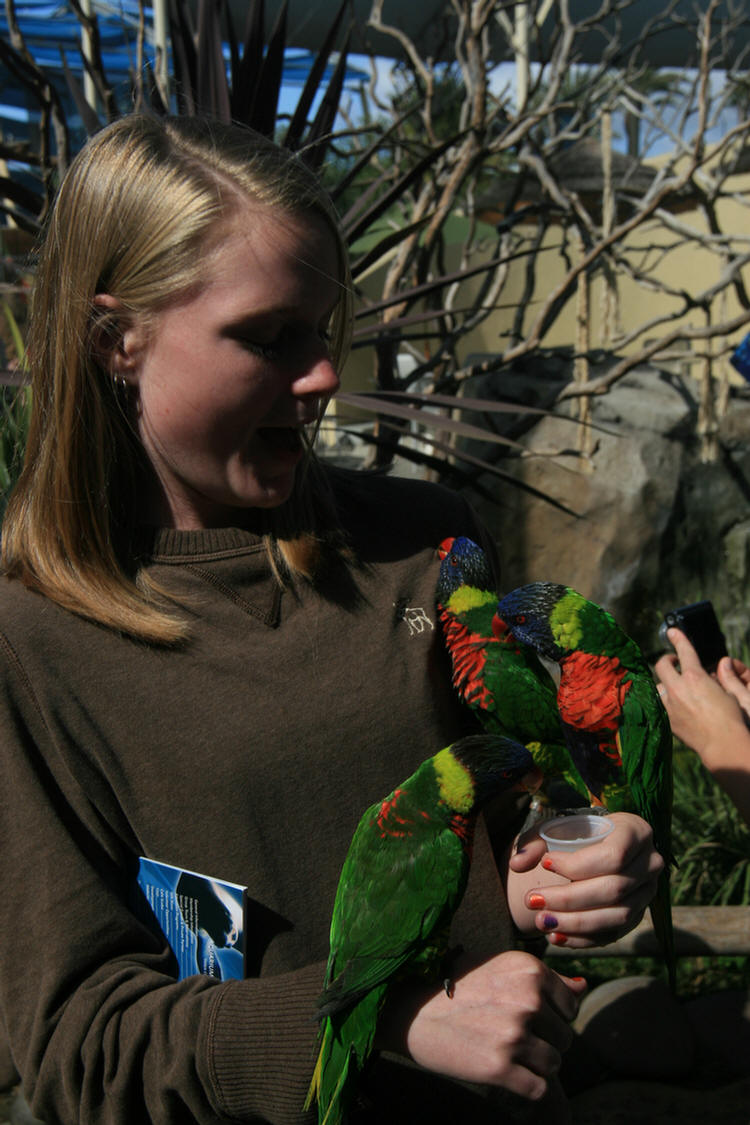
659;600;728;672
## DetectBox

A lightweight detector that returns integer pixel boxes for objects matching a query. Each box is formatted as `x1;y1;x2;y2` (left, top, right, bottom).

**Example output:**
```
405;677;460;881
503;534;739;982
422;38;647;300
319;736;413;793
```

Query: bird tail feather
303;1018;354;1125
649;868;676;994
319;1062;352;1125
303;1037;323;1114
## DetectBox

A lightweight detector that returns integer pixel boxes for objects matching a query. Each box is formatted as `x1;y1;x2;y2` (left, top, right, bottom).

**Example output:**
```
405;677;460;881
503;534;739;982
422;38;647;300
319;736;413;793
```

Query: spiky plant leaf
251;0;287;136
229;0;265;120
195;0;232;120
671;748;750;906
284;0;350;152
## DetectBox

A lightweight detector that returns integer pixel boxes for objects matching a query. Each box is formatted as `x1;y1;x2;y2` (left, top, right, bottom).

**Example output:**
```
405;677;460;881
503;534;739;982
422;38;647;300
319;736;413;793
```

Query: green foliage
0;299;30;522
389;62;466;142
671;746;750;907
549;952;750;1002
0;381;30;521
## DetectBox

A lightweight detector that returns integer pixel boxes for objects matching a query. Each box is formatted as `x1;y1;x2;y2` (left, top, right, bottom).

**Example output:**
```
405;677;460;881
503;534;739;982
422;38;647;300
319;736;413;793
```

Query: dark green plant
0;382;30;519
548;952;750;1002
0;299;30;519
671;746;750;907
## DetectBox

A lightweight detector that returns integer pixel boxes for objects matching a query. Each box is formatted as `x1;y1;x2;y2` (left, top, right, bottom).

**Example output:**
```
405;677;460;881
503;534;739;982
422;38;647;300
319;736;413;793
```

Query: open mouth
257;426;303;453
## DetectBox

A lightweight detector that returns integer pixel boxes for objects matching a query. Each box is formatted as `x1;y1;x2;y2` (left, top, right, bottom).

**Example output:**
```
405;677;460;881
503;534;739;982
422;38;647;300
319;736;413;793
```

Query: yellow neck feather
549;590;586;649
448;586;494;615
433;746;475;813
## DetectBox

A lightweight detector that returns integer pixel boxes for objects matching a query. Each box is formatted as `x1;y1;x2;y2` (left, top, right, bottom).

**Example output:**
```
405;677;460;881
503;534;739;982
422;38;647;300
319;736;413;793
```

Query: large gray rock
0;1029;16;1094
683;989;750;1084
572;975;695;1080
569;1076;750;1125
464;362;750;654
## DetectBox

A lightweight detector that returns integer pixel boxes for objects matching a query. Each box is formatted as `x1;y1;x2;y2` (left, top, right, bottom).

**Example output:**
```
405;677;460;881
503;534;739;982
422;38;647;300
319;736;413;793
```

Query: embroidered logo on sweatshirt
394;600;434;636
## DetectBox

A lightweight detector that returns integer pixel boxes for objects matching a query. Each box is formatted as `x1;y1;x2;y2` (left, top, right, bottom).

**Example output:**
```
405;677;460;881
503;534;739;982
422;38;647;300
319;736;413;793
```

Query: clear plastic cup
539;810;614;852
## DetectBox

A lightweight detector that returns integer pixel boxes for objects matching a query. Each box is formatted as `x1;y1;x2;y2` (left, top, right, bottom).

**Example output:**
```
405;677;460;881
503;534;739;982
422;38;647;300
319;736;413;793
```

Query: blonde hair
1;114;353;643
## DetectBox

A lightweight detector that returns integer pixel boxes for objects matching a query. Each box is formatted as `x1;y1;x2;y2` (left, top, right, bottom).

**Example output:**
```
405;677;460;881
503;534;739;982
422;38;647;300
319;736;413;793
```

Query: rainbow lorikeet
436;536;588;808
494;581;675;990
304;733;542;1125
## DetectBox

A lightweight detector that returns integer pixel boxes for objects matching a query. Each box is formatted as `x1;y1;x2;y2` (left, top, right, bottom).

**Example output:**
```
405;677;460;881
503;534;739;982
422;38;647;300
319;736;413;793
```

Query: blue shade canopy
1;0;151;79
231;0;750;66
0;0;367;133
1;0;368;80
3;0;747;83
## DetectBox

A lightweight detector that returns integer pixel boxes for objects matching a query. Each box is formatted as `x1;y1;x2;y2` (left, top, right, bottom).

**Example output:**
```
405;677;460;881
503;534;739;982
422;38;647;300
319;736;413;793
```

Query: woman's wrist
374;977;433;1056
696;725;750;774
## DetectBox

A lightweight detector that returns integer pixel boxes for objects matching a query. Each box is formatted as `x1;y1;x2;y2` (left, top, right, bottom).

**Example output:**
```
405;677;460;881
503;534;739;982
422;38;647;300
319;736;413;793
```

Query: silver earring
112;373;130;406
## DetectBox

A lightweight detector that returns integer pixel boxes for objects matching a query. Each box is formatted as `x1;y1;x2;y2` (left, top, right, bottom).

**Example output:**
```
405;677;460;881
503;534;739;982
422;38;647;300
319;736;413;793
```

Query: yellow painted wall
334;156;750;406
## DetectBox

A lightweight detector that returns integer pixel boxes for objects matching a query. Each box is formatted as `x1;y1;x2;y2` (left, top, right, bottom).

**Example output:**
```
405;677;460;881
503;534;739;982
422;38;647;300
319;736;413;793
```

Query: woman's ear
91;293;144;382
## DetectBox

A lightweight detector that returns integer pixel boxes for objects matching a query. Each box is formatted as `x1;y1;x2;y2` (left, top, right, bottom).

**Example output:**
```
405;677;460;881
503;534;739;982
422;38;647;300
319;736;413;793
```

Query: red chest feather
441;614;494;711
450;813;474;856
376;788;413;838
558;650;631;733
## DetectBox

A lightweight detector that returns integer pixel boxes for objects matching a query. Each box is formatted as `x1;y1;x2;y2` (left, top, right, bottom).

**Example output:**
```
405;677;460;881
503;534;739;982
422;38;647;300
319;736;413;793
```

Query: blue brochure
136;856;248;981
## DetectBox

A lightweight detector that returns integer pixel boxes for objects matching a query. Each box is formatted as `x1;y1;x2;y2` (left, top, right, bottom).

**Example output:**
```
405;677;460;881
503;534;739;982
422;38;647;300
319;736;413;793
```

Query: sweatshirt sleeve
0;640;321;1125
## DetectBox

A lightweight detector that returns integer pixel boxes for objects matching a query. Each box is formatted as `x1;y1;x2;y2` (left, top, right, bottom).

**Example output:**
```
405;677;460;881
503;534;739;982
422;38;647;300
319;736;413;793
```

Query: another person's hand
507;812;663;948
379;949;586;1102
655;627;750;764
655;626;750;825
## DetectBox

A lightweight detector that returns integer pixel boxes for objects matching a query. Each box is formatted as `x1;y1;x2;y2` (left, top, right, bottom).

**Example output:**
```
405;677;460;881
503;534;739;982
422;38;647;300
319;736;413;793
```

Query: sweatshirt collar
137;526;283;628
142;526;266;559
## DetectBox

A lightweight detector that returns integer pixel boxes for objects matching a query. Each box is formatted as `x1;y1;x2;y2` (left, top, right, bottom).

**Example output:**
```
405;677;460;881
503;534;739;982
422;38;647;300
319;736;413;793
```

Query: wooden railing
545;905;750;958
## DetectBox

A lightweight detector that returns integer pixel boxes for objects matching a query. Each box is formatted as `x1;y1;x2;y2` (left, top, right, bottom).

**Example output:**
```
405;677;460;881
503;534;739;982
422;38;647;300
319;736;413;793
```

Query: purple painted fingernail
542;914;559;930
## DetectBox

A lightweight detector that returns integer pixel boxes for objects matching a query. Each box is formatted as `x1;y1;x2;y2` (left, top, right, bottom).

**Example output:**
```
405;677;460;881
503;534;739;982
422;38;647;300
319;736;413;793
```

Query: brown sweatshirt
0;471;523;1125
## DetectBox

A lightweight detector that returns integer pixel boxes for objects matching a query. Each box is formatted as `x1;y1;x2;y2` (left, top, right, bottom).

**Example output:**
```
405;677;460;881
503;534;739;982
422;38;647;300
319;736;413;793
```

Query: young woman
0;114;661;1125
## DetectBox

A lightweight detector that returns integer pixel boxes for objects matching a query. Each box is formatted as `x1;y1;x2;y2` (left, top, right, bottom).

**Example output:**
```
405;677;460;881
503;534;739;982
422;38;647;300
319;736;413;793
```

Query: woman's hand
655;627;750;763
378;950;586;1102
507;811;663;948
655;626;750;824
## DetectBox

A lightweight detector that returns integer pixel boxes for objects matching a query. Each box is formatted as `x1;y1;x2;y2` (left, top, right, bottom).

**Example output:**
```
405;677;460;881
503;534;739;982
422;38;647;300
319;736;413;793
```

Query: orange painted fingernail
548;932;568;945
528;893;546;909
542;855;555;870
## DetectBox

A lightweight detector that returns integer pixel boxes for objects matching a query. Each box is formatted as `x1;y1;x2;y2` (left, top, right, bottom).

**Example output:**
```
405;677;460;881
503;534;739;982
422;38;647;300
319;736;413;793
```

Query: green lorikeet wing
495;582;676;991
320;781;468;1014
436;536;587;807
305;733;540;1125
308;788;466;1125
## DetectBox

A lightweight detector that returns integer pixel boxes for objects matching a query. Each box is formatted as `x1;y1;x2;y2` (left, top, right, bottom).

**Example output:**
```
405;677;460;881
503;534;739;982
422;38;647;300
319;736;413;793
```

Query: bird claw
443;977;455;999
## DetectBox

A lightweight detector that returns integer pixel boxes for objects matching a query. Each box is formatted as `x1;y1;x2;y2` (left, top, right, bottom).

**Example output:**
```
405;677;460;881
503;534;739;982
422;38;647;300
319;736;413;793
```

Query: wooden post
574;226;592;457
80;0;97;111
600;112;617;348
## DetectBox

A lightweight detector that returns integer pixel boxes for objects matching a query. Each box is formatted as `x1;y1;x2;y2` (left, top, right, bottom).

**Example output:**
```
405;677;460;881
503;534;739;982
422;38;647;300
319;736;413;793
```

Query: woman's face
117;205;341;529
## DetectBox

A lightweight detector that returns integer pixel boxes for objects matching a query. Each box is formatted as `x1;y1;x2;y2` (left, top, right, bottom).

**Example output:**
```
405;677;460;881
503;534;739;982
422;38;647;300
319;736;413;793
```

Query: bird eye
516;614;526;624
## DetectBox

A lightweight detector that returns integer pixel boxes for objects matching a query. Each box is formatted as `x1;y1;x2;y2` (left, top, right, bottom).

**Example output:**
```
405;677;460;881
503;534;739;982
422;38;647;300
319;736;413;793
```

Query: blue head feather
731;332;750;381
436;536;494;601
